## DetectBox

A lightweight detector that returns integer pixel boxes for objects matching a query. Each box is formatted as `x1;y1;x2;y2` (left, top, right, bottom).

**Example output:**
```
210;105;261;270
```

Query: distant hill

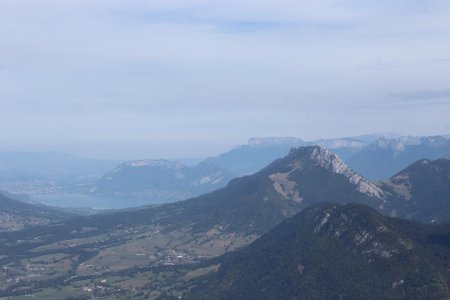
380;158;450;223
187;203;450;300
92;160;234;203
347;136;450;180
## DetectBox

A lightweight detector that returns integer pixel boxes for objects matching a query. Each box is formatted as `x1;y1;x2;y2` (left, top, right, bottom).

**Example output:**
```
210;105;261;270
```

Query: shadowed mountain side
186;203;450;300
380;158;450;223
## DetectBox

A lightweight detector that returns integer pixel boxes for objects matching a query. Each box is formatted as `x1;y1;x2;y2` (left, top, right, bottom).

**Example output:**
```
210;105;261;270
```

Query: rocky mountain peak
286;146;386;201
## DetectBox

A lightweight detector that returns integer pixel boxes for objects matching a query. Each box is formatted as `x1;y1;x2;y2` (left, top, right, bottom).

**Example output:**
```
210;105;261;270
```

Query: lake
30;193;158;209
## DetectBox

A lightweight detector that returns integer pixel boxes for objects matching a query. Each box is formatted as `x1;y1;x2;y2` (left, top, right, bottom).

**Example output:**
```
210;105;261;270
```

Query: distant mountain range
90;134;450;204
187;203;450;299
348;135;450;179
1;134;448;206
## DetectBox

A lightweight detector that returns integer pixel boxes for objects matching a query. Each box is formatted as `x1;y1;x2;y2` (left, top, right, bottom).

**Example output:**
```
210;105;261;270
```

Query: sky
1;0;450;159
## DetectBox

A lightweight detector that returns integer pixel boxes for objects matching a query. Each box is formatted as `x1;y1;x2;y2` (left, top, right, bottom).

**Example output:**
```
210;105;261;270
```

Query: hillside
0;193;71;232
380;158;450;223
187;203;450;300
92;160;233;203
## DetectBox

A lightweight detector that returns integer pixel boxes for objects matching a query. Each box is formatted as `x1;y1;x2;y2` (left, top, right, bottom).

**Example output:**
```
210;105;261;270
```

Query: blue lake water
30;193;156;209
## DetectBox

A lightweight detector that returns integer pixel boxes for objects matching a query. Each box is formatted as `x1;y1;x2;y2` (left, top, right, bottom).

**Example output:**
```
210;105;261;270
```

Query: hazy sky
1;0;450;159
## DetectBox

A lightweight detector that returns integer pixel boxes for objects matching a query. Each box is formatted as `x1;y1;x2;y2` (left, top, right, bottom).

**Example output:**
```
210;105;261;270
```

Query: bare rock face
307;146;385;199
267;146;387;210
